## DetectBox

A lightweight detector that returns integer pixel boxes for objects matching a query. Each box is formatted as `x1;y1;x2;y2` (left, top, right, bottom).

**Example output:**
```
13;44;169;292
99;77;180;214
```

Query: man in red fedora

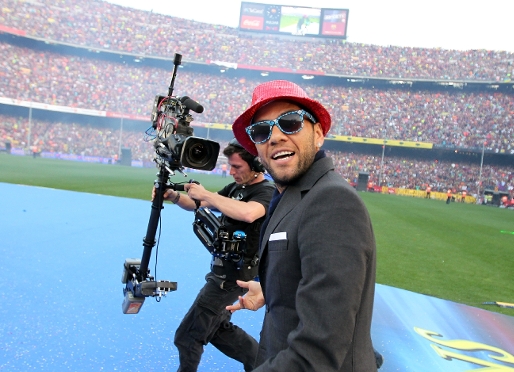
227;80;380;371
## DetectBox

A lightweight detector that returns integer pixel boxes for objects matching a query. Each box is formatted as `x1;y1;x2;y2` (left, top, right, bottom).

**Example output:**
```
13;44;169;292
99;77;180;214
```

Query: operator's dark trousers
174;272;258;372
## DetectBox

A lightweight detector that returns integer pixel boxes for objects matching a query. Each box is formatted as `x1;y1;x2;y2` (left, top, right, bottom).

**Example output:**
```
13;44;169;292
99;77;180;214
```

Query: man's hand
151;186;176;202
226;280;265;313
184;182;209;202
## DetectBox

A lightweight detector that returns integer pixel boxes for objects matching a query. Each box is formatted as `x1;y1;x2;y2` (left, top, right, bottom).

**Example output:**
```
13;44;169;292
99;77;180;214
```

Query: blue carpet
2;183;513;371
0;183;263;371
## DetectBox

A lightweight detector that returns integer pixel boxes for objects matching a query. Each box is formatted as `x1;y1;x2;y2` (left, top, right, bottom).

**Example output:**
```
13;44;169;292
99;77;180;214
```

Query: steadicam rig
192;207;248;268
121;53;220;314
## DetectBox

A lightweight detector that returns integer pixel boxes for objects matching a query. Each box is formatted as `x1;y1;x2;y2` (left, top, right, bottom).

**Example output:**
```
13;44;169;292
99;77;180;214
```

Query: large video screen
239;2;348;39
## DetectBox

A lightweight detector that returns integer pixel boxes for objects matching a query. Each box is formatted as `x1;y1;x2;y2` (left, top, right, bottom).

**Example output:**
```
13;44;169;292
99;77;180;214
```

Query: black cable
154;210;162;302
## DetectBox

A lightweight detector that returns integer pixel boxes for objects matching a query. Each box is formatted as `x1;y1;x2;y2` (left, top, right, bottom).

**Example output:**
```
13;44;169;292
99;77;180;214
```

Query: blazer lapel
261;157;334;248
259;157;335;296
261;187;300;246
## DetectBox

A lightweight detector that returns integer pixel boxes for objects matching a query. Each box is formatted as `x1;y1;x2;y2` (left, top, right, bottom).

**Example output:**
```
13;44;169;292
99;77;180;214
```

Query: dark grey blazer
254;156;377;372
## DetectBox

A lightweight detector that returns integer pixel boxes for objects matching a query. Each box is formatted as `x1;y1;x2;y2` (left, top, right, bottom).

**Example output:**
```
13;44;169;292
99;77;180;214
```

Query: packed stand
0;114;153;162
327;150;514;197
2;114;512;197
1;0;513;82
1;43;513;153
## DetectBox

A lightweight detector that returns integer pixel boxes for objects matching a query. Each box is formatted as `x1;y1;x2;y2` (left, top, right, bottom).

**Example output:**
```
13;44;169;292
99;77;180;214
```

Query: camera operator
153;139;274;372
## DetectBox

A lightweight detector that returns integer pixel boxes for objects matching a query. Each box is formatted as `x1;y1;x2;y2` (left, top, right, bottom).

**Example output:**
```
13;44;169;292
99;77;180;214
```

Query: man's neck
276;184;286;193
245;173;265;186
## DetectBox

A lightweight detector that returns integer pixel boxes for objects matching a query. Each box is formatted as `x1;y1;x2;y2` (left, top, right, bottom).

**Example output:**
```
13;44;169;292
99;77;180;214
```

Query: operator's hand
184;182;209;202
226;280;265;313
151;186;177;202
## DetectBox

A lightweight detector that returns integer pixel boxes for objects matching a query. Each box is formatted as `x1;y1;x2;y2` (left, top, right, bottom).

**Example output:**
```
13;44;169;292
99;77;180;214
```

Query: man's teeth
272;151;294;160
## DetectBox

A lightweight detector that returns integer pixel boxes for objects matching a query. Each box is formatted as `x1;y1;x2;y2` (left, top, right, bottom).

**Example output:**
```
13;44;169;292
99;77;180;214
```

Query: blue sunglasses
245;109;317;144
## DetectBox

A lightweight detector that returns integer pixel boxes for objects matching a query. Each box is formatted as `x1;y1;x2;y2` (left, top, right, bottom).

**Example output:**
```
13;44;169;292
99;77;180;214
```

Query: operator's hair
223;142;255;169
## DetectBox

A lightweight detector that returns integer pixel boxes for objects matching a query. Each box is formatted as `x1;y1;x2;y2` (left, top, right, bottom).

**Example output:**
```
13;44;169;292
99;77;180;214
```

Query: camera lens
190;143;206;160
188;143;210;167
187;143;210;167
181;137;220;171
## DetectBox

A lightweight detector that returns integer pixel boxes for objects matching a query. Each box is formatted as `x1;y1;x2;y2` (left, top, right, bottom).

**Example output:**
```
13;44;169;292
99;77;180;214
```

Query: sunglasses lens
278;113;303;133
248;112;306;144
249;124;271;143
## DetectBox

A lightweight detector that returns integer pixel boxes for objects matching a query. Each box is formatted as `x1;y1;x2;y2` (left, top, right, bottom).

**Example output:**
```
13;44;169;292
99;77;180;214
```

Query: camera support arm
140;166;170;280
121;165;180;315
141;171;198;278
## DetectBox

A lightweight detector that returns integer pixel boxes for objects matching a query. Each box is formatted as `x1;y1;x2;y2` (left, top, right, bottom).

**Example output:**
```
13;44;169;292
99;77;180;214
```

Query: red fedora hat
232;80;331;156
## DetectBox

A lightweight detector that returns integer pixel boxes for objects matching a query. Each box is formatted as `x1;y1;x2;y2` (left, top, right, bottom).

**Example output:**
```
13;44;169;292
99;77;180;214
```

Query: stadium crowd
0;114;152;162
1;0;513;82
1;43;513;153
327;150;513;196
1;0;513;199
2;114;513;197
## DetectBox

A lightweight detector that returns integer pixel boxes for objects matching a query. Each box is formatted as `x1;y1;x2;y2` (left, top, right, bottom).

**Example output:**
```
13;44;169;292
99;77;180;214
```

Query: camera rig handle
168;53;181;97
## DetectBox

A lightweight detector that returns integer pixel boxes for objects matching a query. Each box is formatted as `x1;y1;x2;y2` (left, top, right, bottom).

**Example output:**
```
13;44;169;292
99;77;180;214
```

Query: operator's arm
153;184;266;222
186;183;266;223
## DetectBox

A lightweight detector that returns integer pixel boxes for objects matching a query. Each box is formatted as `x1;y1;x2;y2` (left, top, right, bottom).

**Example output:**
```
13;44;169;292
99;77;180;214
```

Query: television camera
121;53;220;314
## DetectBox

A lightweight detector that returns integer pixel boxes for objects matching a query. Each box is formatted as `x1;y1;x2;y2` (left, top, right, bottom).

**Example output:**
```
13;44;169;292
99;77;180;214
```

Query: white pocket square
269;232;287;241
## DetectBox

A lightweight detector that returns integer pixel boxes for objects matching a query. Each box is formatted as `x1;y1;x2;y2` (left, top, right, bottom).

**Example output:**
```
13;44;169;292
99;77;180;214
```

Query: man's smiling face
252;100;324;191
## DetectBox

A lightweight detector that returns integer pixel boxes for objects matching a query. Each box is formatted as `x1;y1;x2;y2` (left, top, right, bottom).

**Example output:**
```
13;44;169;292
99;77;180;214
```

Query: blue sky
106;0;514;52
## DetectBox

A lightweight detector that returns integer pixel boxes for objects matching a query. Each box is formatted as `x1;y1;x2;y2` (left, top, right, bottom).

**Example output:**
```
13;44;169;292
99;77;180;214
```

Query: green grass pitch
1;154;513;316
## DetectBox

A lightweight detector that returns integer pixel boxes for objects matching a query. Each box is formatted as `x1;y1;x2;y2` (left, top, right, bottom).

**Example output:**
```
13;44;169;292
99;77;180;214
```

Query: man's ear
314;122;324;147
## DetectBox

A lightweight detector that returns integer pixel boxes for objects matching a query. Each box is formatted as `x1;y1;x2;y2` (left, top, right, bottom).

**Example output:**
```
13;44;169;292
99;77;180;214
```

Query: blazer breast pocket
268;239;288;251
